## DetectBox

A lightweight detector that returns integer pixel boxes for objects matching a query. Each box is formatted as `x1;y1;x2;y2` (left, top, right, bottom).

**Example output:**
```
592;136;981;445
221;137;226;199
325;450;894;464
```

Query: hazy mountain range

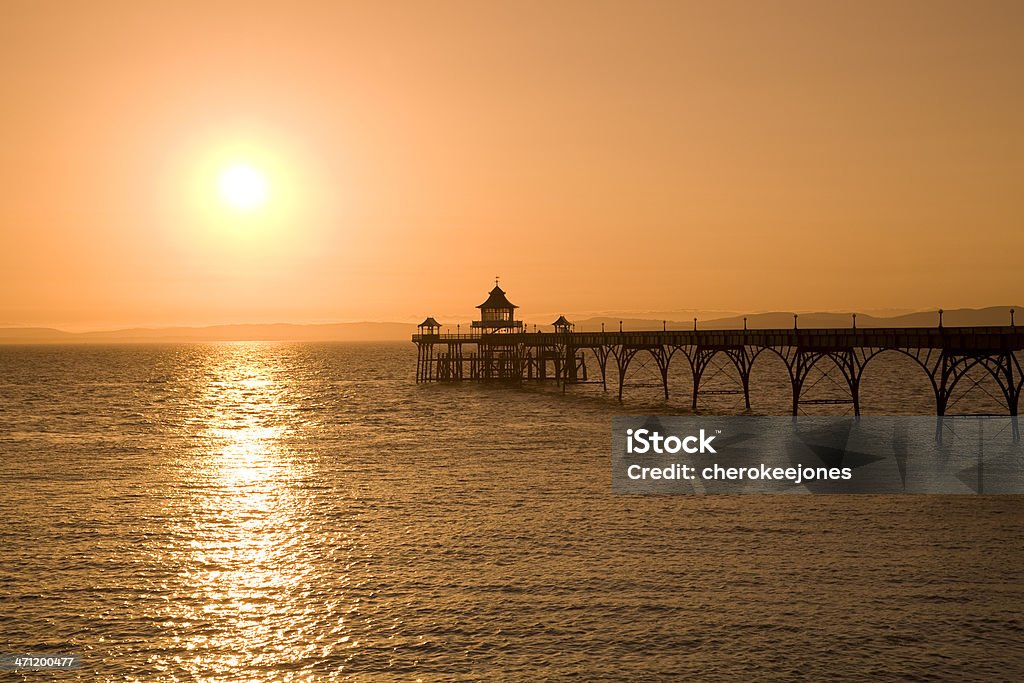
0;322;413;344
0;307;1019;344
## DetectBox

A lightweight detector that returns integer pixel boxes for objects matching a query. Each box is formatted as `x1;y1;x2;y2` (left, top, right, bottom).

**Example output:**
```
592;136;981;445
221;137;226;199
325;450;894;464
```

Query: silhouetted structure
472;281;522;331
414;285;1023;440
416;318;442;381
418;317;441;334
552;315;574;333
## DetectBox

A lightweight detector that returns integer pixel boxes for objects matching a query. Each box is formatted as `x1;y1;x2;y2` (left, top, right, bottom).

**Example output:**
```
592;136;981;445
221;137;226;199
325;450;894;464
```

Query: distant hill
0;306;1018;344
0;322;416;344
0;327;77;343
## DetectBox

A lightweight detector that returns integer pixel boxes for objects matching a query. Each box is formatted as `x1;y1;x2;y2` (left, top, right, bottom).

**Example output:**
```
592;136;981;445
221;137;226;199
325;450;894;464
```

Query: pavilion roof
476;285;518;310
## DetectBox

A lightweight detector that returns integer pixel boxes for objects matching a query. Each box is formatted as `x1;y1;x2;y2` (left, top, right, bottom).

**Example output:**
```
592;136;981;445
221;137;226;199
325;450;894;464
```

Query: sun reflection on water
159;344;334;681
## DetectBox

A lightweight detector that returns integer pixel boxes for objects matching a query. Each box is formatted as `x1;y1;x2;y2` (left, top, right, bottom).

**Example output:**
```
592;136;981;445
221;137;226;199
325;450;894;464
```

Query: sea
1;342;1021;681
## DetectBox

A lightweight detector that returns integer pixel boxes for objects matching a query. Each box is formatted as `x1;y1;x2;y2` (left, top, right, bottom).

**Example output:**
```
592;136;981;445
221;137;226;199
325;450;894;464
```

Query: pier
414;285;1023;435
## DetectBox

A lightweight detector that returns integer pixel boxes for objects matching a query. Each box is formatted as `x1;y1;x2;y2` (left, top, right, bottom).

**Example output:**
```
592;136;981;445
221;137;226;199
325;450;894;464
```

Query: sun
218;164;268;211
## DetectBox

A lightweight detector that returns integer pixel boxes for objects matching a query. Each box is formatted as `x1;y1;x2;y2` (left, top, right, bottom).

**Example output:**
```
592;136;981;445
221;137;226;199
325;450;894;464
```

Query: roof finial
495;275;500;287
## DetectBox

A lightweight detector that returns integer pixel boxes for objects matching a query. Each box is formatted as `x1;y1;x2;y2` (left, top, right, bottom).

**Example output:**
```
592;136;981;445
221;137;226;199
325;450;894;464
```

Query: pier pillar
690;348;751;411
930;350;1022;442
785;348;863;417
594;346;610;392
415;343;435;383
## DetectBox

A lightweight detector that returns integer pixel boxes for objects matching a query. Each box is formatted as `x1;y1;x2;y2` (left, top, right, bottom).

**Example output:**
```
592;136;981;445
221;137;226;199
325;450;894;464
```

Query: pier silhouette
415;286;1023;438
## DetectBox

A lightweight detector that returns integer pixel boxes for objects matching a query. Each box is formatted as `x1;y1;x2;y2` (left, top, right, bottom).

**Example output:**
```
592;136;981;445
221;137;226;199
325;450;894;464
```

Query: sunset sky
1;1;1021;330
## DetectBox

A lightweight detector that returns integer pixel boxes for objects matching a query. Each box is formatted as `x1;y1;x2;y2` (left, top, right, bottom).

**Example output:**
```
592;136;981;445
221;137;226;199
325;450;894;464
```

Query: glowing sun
218;164;268;211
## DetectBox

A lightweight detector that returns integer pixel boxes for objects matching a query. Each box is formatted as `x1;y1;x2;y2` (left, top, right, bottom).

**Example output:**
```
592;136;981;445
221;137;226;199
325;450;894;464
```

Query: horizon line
1;304;1020;339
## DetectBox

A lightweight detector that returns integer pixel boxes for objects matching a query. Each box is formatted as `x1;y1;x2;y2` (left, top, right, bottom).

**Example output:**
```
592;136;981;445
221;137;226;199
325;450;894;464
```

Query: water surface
1;343;1021;680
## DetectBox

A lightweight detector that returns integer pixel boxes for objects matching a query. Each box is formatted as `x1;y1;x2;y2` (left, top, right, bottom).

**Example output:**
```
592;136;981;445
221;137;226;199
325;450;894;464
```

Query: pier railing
414;326;1024;350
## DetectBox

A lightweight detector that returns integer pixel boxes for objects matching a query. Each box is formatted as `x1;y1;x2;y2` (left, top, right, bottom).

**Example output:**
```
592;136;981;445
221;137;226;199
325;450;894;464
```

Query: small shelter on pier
552;315;574;333
418;317;442;336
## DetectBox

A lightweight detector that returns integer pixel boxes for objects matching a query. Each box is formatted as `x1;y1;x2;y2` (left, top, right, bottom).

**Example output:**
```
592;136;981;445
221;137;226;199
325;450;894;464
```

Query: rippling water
1;342;1021;680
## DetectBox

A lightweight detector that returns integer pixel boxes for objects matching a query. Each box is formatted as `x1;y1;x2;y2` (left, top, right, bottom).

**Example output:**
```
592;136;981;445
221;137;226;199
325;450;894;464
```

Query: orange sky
1;1;1021;330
